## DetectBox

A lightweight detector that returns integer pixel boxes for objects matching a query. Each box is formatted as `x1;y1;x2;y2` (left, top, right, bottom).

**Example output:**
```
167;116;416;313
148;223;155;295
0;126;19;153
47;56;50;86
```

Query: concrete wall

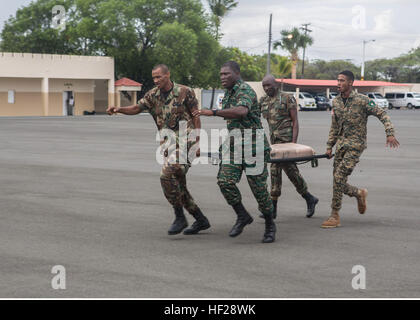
0;77;95;116
0;52;114;80
0;52;114;116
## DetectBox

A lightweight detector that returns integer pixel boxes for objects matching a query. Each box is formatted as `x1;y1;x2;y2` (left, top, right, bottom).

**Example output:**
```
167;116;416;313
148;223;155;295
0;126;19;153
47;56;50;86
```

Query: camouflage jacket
327;90;395;150
259;90;297;144
138;82;198;134
221;79;270;153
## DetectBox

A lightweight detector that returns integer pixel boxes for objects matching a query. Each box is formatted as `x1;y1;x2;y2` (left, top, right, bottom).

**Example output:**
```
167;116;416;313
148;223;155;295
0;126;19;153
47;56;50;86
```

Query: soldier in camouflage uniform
322;70;400;228
194;61;276;243
259;75;319;219
107;64;210;236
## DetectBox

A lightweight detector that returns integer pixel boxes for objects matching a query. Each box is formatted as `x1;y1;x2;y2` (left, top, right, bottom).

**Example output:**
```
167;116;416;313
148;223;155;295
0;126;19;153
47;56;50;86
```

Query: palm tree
207;0;238;41
207;0;238;109
273;27;313;79
272;56;292;91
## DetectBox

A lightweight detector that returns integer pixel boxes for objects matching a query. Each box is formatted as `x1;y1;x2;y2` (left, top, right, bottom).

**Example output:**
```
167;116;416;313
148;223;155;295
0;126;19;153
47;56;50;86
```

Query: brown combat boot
356;188;368;214
321;210;341;228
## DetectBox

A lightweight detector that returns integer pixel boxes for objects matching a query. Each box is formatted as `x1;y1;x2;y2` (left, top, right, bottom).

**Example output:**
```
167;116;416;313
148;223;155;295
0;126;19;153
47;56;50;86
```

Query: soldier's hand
192;109;201;118
106;106;120;115
386;136;400;148
326;149;333;159
196;148;201;157
193;109;213;117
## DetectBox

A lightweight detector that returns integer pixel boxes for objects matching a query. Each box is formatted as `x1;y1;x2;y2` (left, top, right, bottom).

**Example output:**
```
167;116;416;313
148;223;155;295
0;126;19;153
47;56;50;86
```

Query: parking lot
0;110;419;298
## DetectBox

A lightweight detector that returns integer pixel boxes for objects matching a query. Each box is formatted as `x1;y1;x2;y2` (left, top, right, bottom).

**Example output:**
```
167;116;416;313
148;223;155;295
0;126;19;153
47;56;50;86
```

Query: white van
295;92;317;111
283;92;316;111
384;92;420;109
364;92;389;109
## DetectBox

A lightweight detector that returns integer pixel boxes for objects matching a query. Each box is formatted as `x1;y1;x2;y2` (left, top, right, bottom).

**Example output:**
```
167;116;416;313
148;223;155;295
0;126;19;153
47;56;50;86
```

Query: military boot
302;192;319;218
262;215;276;243
356;188;368;214
321;210;340;228
229;202;253;237
183;209;211;235
168;206;188;235
259;199;277;219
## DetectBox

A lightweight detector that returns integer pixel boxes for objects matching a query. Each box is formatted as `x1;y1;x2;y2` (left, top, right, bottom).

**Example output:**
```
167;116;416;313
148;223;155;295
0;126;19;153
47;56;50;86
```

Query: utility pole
267;14;273;74
300;23;312;78
361;39;375;80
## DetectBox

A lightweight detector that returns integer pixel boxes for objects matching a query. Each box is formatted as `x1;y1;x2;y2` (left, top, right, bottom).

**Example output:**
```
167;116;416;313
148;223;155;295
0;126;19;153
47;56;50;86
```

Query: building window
8;90;15;104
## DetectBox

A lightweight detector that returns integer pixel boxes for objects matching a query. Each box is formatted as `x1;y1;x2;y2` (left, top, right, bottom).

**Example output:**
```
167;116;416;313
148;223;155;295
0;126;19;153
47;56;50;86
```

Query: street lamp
361;39;375;80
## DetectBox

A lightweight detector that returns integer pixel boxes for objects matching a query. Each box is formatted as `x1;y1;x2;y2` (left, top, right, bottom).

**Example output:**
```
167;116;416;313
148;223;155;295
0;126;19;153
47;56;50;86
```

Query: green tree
271;55;292;79
154;22;198;84
207;0;238;41
273;27;313;79
365;47;420;82
223;47;265;81
0;0;221;92
206;0;238;107
300;59;360;80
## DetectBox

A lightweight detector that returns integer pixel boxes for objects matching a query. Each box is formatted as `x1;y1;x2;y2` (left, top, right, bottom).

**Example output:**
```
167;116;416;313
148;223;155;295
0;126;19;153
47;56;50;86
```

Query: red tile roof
277;79;409;87
115;77;142;87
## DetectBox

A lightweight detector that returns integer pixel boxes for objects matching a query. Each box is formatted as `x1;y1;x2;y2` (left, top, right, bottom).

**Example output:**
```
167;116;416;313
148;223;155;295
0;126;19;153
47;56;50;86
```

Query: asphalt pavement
0;110;419;298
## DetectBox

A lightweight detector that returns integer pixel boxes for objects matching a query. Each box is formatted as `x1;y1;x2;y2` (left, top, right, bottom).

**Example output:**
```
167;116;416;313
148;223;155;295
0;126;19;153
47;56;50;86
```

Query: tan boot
321;210;341;228
356;189;368;214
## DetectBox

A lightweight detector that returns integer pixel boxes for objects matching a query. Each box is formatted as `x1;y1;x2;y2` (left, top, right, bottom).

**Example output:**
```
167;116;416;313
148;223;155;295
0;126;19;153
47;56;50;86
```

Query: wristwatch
212;109;217;116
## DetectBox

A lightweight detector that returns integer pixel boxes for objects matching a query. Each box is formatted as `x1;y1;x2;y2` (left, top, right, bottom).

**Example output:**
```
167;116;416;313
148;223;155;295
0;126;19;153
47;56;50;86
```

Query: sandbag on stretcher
268;143;331;166
270;143;315;160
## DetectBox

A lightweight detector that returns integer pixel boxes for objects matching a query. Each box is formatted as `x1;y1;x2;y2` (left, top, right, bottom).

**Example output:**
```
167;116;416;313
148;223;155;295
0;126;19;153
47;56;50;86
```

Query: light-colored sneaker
357;189;368;214
321;211;341;228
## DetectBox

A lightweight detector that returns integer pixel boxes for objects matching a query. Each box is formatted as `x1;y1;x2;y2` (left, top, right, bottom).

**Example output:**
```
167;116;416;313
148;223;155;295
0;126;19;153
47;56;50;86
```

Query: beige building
0;52;115;116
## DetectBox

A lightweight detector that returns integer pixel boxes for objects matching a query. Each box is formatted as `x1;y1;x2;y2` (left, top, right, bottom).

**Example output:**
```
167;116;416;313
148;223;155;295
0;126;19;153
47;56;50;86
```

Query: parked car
326;92;338;110
384;92;420;109
295;92;317;111
312;94;329;111
364;92;389;109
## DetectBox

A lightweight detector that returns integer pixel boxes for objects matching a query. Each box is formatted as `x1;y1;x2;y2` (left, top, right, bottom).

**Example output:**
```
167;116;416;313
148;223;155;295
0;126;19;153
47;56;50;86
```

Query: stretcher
206;143;332;167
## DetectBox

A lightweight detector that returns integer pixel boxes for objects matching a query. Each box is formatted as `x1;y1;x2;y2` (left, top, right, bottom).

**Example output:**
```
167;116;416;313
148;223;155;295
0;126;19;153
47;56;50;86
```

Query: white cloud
216;0;420;64
373;9;393;33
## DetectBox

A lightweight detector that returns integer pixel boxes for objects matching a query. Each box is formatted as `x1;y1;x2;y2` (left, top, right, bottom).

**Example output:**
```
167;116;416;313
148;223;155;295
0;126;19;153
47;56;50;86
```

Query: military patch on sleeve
368;100;376;107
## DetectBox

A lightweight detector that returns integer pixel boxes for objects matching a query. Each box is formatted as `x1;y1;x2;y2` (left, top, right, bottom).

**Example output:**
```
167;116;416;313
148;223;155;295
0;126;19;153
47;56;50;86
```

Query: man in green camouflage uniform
259;75;318;219
107;64;210;236
322;70;400;228
195;61;276;243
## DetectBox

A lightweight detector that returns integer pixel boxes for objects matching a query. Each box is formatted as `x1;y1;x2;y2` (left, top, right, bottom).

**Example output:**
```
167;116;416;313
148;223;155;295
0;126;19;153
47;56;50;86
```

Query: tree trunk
291;52;298;79
291;62;297;79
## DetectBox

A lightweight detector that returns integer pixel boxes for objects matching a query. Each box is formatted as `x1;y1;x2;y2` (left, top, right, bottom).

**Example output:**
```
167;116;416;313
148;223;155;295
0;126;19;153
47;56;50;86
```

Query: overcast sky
1;0;419;65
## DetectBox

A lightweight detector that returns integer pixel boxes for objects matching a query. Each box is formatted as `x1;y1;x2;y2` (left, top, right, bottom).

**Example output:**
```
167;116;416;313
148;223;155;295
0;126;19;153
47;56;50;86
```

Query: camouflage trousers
160;161;199;213
331;146;364;210
270;163;308;200
217;158;274;217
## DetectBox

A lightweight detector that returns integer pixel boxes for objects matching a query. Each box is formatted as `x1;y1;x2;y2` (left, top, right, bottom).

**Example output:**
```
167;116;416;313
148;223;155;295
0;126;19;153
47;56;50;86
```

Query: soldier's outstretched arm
194;106;248;119
366;100;399;148
107;104;142;115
